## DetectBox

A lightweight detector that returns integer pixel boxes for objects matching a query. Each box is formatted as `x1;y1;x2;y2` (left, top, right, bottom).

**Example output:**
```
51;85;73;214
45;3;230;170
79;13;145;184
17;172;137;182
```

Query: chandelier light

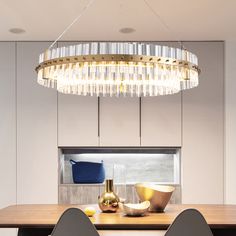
36;43;200;96
35;1;200;97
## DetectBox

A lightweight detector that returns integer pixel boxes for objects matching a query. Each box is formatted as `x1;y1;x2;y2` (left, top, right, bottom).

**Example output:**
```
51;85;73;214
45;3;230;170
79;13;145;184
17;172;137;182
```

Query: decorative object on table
119;201;150;217
135;183;175;212
35;1;201;97
98;179;120;213
84;207;96;217
70;160;105;183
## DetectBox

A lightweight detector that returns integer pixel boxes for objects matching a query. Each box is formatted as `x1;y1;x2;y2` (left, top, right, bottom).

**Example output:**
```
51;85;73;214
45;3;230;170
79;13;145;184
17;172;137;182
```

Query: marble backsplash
59;184;181;205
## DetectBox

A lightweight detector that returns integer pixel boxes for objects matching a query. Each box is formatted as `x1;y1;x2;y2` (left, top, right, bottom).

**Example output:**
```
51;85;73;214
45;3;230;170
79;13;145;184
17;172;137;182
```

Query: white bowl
119;201;150;216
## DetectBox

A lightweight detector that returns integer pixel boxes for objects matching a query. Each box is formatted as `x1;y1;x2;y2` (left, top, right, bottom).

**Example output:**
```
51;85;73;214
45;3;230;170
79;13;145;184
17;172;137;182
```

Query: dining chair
51;208;100;236
165;208;213;236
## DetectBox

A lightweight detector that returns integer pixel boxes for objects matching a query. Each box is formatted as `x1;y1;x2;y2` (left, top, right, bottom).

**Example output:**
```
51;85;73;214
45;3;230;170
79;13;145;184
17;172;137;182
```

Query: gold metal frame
35;54;201;74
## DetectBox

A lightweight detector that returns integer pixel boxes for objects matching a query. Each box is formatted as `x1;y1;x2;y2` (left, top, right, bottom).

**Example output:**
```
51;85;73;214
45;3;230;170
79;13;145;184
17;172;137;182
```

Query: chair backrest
51;208;100;236
165;208;213;236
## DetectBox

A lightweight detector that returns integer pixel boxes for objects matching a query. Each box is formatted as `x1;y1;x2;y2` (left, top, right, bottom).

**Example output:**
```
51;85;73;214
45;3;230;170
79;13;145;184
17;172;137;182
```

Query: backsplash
59;184;181;204
58;147;181;204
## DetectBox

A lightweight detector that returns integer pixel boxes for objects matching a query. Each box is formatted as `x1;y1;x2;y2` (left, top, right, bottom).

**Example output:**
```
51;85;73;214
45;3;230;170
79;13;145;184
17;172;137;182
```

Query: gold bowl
119;201;150;216
135;183;175;212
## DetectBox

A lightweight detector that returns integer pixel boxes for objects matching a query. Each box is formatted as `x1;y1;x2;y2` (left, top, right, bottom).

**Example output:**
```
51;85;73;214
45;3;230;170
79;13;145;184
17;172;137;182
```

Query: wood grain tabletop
0;204;236;229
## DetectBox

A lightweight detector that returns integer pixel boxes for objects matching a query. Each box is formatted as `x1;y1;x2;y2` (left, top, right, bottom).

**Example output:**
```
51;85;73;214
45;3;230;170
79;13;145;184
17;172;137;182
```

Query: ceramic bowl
119;201;150;216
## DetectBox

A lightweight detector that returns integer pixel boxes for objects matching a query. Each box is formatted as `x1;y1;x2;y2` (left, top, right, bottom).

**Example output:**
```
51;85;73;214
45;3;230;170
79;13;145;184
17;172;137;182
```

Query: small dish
119;201;150;216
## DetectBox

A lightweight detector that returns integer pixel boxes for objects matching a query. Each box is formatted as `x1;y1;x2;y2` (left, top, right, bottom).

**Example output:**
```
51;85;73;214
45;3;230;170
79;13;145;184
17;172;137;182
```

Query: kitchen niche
58;147;181;204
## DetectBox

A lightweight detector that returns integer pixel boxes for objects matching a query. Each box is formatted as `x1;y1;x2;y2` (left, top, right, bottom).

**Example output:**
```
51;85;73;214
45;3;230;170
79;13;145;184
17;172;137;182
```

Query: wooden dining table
1;204;236;236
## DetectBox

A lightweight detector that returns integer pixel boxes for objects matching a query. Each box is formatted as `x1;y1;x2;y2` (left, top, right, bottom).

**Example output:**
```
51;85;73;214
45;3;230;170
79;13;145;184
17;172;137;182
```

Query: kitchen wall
225;41;236;204
0;42;17;236
181;42;224;203
16;42;58;204
0;41;226;235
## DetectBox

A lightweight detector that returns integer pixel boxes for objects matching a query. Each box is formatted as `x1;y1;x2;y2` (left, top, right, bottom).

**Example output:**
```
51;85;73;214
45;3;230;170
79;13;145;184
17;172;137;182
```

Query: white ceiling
0;0;236;41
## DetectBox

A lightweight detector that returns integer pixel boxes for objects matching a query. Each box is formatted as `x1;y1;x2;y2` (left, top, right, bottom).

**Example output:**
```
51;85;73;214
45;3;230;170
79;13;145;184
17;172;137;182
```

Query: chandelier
35;1;200;97
36;42;200;96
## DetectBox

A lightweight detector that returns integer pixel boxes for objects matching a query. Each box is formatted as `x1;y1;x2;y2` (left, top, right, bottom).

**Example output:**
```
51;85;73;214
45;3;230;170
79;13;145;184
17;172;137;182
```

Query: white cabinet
141;41;181;147
17;42;58;203
0;42;16;208
141;94;181;146
58;42;99;146
58;94;99;146
225;41;236;204
182;42;224;204
0;42;17;236
100;97;140;146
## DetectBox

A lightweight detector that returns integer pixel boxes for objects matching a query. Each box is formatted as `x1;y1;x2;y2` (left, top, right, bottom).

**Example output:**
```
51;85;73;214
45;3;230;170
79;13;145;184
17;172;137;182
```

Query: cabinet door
0;42;17;236
141;42;181;147
141;94;181;146
58;42;99;147
17;42;58;203
182;42;224;204
100;97;140;146
0;42;16;208
225;41;236;204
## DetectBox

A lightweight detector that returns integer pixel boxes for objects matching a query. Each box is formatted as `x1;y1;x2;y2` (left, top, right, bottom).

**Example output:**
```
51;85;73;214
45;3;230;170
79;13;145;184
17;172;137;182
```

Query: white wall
0;42;17;236
182;42;224;204
0;42;16;211
225;41;236;204
17;42;58;204
0;42;58;236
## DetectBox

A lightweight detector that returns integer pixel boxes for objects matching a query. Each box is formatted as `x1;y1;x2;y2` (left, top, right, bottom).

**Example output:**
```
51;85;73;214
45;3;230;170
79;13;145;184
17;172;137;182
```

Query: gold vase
98;179;120;213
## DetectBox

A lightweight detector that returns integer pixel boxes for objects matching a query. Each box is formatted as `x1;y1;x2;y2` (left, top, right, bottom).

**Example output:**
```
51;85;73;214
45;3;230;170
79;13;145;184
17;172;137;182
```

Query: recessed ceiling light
9;28;26;34
119;27;136;34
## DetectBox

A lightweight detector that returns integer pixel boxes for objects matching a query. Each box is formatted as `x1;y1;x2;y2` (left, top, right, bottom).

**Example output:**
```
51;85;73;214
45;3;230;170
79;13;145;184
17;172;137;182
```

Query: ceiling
1;0;236;41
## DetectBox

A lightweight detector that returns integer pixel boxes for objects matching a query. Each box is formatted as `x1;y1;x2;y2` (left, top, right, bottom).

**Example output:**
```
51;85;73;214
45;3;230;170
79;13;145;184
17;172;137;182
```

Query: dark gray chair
165;208;213;236
51;208;100;236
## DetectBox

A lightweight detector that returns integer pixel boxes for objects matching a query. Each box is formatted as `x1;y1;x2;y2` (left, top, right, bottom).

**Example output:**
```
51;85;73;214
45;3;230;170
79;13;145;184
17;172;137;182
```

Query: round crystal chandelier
36;42;200;97
35;0;200;97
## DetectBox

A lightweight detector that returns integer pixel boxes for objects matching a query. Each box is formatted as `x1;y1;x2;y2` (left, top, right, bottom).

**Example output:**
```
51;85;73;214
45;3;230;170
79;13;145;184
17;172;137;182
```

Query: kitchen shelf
58;147;181;205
